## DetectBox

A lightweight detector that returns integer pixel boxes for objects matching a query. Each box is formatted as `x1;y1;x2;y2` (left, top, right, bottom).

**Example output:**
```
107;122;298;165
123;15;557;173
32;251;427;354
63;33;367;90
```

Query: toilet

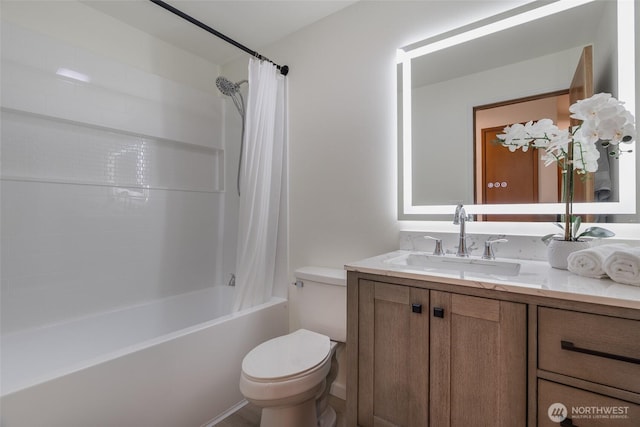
239;266;346;427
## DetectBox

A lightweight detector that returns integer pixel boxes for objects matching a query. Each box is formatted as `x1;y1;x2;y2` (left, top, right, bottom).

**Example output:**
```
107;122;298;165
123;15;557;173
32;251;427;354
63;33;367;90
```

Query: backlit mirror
398;0;636;221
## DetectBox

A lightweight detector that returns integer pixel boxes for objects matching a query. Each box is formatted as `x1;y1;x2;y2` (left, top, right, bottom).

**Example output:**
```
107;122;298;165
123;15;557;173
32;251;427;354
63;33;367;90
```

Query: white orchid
545;127;571;151
575;120;601;145
569;92;615;121
601;111;636;146
528;118;557;137
569;92;635;146
496;92;636;241
498;122;529;151
574;140;600;173
497;92;635;174
498;118;561;153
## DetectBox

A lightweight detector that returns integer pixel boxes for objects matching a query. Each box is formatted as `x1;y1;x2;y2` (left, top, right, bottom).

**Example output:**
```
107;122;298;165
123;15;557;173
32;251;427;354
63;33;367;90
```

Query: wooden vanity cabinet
536;307;640;427
347;269;640;427
347;274;527;427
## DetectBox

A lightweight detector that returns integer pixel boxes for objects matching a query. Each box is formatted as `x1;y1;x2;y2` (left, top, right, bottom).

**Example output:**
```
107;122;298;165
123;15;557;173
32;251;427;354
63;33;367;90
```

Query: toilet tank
294;266;347;342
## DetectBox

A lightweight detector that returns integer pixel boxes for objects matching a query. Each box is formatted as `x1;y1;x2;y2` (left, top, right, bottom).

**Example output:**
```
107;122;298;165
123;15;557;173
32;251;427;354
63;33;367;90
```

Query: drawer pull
561;340;640;365
560;418;576;427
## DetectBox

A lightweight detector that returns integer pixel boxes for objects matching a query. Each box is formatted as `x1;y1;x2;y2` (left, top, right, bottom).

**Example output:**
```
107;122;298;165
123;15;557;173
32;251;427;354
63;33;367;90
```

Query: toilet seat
242;329;330;381
240;329;334;403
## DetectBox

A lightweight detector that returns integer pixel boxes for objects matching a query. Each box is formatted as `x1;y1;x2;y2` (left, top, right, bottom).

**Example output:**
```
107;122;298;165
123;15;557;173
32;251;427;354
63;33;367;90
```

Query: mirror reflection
475;90;572;222
399;0;636;221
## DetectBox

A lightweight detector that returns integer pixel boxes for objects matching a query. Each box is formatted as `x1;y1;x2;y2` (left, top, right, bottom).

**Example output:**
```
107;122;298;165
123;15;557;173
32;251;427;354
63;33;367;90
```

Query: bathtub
0;286;288;427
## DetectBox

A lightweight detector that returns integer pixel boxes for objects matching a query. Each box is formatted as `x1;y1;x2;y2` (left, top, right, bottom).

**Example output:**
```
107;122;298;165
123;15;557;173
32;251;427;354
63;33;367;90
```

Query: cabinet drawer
538;380;640;427
538;307;640;394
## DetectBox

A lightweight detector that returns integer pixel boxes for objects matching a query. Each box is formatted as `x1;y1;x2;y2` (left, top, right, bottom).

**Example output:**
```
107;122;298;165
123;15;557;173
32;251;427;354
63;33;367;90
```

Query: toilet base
259;398;317;427
258;399;337;427
318;404;337;427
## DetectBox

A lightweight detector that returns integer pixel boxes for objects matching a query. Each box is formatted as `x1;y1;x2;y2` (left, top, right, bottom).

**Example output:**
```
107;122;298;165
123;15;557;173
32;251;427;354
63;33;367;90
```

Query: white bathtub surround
1;4;249;426
1;290;288;427
234;59;288;311
1;15;227;332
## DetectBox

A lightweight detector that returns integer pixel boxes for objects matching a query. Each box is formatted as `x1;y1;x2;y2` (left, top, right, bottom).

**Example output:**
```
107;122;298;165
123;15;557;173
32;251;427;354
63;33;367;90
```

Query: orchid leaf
552;222;564;231
577;226;615;239
542;222;614;244
572;216;581;240
541;233;558;245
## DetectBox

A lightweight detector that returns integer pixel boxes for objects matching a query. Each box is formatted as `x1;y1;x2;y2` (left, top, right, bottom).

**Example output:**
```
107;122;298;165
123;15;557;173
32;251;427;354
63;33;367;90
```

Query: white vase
546;238;591;270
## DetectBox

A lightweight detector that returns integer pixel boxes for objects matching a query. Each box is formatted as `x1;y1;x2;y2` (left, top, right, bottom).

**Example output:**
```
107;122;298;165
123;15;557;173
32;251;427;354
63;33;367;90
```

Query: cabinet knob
560;418;576;427
411;303;422;313
433;307;445;318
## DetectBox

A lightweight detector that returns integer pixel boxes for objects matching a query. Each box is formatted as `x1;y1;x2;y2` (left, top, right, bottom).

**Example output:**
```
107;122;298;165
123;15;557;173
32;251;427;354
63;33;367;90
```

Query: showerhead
216;76;246;96
216;75;247;196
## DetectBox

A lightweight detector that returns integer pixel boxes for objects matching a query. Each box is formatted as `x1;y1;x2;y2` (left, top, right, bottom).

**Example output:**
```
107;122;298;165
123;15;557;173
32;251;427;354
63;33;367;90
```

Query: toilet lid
242;329;330;380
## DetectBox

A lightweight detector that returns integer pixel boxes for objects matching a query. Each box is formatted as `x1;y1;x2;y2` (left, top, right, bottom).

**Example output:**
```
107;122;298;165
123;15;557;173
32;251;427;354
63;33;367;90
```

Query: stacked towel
603;247;640;287
567;244;630;278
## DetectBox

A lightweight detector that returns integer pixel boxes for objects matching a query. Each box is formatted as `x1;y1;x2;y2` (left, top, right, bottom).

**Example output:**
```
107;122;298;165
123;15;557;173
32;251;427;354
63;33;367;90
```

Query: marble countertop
346;250;640;310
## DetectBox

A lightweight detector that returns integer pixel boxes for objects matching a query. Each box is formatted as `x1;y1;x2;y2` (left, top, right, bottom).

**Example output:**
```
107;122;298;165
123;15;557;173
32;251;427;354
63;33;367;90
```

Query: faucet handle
482;238;508;260
424;236;445;256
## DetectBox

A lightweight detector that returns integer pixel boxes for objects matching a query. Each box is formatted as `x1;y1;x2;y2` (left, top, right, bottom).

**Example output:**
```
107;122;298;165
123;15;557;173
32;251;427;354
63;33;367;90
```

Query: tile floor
214;397;346;427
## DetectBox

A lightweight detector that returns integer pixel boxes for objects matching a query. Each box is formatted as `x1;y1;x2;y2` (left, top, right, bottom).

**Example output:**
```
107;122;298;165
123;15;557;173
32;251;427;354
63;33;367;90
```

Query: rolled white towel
567;244;630;278
603;246;640;287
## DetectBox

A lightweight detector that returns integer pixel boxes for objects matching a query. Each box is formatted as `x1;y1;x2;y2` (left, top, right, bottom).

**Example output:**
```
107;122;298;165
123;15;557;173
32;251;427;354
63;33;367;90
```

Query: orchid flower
495;92;636;241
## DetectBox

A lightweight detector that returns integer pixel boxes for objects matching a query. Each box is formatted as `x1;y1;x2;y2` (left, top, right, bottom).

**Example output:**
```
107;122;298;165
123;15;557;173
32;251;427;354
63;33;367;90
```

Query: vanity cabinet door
357;280;430;427
430;291;527;427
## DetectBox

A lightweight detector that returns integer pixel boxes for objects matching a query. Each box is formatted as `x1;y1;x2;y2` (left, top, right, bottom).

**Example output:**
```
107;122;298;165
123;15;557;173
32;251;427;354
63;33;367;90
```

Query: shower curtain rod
149;0;289;76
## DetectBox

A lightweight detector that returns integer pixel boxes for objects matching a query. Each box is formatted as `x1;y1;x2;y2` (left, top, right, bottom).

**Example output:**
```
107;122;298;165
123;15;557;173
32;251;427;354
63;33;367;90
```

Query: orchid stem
564;141;574;241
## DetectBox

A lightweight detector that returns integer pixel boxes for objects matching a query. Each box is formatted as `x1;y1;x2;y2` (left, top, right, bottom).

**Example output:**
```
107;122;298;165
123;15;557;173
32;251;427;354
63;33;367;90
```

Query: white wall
1;1;228;332
224;1;536;276
223;1;640;284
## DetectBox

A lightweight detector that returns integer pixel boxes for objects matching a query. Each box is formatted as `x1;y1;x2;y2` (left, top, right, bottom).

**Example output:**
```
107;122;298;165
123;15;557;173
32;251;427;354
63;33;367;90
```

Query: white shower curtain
233;58;287;311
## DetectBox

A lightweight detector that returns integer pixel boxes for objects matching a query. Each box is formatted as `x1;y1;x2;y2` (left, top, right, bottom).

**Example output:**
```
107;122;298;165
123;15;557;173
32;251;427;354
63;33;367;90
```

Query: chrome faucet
453;203;470;257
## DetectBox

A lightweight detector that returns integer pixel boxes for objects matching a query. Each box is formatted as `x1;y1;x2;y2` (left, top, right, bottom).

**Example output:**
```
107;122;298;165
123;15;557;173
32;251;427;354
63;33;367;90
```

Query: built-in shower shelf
1;108;224;193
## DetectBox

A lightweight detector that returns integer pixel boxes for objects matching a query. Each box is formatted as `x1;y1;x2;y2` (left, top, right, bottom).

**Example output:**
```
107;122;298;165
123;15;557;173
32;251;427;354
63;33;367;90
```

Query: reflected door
481;126;549;222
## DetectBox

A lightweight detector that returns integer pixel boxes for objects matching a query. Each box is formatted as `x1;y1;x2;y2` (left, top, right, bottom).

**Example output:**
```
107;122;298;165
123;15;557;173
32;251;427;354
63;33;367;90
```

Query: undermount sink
385;252;522;277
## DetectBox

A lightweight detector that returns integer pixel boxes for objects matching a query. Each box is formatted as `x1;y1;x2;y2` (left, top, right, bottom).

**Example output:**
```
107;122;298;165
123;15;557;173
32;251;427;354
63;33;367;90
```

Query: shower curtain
233;58;287;312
